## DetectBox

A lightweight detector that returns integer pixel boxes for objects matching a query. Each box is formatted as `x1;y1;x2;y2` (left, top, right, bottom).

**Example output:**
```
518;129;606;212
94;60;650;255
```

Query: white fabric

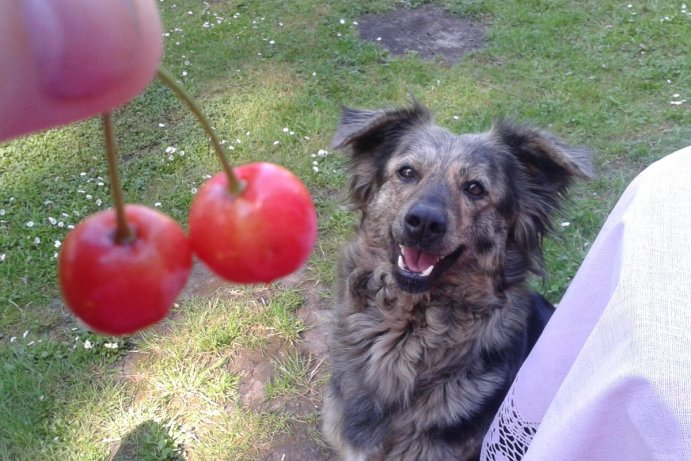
482;146;691;460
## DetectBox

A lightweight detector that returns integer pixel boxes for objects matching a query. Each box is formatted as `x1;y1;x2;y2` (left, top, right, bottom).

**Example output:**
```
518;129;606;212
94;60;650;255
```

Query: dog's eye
397;166;417;180
465;181;486;197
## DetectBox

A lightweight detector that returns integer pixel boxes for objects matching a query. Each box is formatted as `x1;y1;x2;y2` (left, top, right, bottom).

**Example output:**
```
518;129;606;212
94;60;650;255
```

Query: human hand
0;0;163;141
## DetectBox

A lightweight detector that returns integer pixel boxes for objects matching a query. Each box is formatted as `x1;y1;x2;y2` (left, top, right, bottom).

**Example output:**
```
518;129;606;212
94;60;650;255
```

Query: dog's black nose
404;201;447;242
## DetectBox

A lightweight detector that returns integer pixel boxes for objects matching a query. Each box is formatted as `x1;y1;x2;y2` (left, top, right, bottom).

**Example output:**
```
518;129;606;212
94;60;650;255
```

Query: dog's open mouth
398;245;439;277
394;244;464;293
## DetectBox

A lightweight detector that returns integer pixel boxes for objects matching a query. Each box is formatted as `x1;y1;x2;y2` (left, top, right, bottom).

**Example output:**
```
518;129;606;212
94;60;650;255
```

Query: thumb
0;0;163;141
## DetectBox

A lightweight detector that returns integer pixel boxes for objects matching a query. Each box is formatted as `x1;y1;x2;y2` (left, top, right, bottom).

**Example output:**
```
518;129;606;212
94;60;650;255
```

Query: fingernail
22;0;139;98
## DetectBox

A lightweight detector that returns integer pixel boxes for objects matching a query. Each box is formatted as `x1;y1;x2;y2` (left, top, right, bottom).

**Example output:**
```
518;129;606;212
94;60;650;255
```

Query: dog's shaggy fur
322;103;592;461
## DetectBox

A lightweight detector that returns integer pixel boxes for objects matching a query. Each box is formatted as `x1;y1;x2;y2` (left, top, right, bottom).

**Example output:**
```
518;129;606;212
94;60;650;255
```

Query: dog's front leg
343;392;391;451
323;379;389;460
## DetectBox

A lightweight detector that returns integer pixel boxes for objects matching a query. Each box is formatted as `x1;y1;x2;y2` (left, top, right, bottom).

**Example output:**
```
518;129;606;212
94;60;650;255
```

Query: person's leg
482;146;691;461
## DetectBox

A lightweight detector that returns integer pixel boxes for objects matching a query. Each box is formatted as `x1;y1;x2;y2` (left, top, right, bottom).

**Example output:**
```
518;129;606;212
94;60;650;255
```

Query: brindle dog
322;103;592;461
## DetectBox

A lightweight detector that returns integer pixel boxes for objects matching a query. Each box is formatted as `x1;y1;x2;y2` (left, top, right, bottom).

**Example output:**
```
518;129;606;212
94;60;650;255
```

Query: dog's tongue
402;246;438;274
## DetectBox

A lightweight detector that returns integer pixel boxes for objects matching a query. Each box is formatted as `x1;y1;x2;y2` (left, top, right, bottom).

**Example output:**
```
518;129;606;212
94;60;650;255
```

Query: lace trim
482;381;539;461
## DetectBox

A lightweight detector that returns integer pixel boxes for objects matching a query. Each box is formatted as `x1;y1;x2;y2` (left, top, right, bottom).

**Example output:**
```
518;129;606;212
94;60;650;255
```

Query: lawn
0;0;689;459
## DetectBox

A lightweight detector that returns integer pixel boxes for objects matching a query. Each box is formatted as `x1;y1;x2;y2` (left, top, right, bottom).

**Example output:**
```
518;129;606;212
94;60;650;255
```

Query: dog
321;102;592;461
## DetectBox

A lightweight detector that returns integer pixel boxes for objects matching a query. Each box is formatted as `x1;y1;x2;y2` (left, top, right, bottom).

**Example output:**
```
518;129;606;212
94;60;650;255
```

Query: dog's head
333;103;592;293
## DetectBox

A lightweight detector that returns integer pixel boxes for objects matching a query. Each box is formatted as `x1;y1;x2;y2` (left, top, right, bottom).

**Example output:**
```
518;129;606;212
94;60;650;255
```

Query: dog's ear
492;121;593;250
332;103;432;209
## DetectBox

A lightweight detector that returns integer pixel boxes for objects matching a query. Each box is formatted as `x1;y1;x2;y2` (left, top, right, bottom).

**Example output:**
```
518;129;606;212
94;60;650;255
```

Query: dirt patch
179;257;230;298
260;356;335;461
357;3;486;64
256;274;336;461
183;261;336;460
229;343;285;410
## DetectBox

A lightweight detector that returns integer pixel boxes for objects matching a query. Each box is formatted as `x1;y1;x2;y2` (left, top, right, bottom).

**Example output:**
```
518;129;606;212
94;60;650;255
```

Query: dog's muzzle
393;199;464;293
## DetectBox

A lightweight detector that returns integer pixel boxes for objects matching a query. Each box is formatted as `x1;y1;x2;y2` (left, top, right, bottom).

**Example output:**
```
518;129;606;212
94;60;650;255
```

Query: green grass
264;350;314;400
0;0;689;459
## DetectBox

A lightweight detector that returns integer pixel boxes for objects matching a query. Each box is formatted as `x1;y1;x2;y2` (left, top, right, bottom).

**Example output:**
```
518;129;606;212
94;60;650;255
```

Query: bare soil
357;4;486;64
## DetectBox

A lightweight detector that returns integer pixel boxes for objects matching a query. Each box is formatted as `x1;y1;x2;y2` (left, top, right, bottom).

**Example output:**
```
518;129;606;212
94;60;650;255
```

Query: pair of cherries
58;69;317;336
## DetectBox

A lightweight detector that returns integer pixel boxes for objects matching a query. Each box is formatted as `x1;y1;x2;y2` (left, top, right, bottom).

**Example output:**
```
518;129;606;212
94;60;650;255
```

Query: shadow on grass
109;420;183;461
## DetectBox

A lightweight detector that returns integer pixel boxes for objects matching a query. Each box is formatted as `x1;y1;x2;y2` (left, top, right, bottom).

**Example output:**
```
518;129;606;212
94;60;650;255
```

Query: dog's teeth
421;265;434;277
398;255;406;270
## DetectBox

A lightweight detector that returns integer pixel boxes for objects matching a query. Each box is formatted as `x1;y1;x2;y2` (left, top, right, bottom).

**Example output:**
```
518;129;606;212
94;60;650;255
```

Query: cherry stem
102;113;134;245
156;67;245;196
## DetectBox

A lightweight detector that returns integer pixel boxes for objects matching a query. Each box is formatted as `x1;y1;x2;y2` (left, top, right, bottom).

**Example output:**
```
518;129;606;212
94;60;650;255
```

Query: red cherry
59;204;192;335
189;162;317;283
